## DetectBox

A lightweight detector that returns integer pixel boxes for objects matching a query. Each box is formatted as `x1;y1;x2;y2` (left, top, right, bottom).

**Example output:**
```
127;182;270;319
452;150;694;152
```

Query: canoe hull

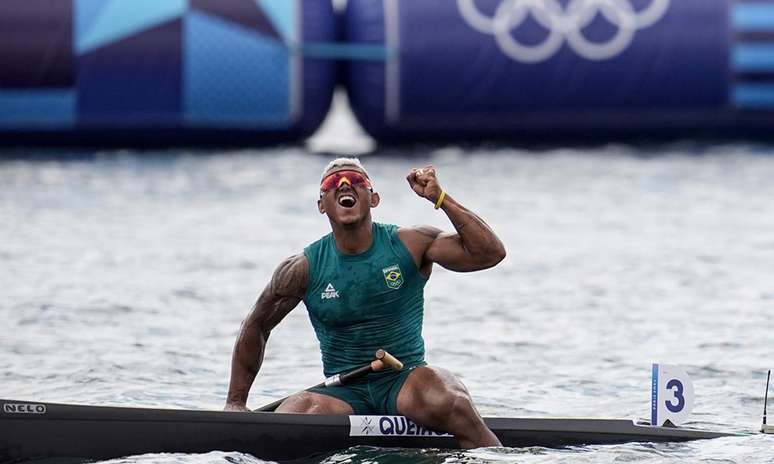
0;399;732;462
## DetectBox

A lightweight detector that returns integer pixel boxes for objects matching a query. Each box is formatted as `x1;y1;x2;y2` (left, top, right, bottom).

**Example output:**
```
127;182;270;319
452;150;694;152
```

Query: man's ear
370;192;380;208
317;198;325;214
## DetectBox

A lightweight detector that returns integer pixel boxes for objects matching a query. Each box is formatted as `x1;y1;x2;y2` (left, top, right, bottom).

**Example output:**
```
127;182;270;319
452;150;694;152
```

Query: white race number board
651;363;694;426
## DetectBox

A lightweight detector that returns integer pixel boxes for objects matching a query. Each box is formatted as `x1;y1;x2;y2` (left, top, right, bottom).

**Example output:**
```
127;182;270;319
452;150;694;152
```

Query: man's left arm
406;166;506;272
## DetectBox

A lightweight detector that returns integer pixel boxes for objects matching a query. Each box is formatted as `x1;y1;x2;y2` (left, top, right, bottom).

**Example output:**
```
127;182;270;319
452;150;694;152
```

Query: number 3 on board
651;364;694;426
665;378;685;413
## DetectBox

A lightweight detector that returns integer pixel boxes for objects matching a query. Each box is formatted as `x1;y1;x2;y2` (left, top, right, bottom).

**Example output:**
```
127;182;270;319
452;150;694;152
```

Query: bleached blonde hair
321;157;370;180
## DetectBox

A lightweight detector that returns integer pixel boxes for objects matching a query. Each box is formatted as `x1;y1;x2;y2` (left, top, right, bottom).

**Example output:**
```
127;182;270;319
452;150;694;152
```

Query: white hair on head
321;157;369;179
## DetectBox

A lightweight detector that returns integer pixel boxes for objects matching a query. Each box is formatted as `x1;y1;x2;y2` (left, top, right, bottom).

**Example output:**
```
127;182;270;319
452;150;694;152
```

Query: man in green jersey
225;158;506;448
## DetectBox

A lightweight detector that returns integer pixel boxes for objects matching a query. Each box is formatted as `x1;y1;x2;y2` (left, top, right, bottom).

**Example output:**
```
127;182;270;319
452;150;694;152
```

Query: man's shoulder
397;224;443;241
276;253;308;271
396;225;444;266
271;253;308;298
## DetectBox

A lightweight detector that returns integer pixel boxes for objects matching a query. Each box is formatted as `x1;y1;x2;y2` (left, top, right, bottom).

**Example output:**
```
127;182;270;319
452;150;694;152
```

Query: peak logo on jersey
382;265;403;289
321;283;340;299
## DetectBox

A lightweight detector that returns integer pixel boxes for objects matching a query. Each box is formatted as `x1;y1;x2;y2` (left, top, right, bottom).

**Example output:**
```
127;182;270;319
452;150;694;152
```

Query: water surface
1;143;773;463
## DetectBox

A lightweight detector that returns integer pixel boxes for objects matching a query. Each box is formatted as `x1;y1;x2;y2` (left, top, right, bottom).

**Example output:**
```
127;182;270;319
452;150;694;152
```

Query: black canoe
0;398;735;463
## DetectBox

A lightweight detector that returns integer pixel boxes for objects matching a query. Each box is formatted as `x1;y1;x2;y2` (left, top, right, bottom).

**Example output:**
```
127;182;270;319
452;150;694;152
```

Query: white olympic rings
457;0;670;63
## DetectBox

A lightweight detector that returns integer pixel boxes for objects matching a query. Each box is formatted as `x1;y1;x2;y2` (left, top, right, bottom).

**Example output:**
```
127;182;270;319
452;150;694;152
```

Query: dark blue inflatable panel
346;0;774;141
0;0;336;145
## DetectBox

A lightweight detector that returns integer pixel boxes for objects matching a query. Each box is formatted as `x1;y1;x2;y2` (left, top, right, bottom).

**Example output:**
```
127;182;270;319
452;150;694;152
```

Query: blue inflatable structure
2;0;774;145
345;0;774;141
0;0;336;145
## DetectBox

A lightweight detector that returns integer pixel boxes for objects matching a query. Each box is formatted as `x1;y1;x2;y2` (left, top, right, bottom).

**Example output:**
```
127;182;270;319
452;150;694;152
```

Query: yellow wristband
434;190;446;209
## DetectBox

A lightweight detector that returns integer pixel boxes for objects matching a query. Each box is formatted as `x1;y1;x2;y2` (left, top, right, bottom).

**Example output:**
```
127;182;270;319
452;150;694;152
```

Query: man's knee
403;367;477;423
276;392;317;413
428;389;477;423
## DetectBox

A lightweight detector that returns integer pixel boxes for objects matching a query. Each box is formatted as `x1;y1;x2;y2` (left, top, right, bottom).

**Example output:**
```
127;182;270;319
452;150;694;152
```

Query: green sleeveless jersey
303;222;427;377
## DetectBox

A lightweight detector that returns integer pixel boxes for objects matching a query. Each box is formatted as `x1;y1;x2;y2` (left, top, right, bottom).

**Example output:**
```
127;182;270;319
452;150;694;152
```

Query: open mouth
337;194;357;208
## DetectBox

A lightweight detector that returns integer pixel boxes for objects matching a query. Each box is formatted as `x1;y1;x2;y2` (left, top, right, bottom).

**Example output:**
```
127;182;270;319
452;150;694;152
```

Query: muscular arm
420;193;506;272
225;254;308;410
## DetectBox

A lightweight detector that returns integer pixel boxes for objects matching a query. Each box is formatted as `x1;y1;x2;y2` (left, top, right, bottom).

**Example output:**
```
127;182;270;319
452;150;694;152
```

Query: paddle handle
375;349;403;371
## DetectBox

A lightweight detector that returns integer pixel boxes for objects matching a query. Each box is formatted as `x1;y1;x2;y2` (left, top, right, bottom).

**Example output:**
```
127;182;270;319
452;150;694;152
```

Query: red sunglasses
319;170;372;195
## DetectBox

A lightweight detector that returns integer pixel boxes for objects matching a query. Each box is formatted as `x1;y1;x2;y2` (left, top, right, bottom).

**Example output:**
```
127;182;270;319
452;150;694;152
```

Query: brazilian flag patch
382;264;404;290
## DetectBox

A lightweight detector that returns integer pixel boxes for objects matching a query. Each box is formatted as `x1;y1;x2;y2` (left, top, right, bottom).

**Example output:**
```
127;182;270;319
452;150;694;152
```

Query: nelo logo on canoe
3;403;47;414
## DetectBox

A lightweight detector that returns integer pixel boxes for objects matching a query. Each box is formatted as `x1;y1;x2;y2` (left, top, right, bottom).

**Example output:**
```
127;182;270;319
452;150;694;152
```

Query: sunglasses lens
321;173;341;191
320;171;370;192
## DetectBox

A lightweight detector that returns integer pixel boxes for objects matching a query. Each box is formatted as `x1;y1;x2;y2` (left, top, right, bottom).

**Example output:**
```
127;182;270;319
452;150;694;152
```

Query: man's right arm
224;253;308;411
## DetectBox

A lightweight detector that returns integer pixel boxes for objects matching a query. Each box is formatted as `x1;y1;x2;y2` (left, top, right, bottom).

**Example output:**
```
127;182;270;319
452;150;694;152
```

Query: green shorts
308;363;425;415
